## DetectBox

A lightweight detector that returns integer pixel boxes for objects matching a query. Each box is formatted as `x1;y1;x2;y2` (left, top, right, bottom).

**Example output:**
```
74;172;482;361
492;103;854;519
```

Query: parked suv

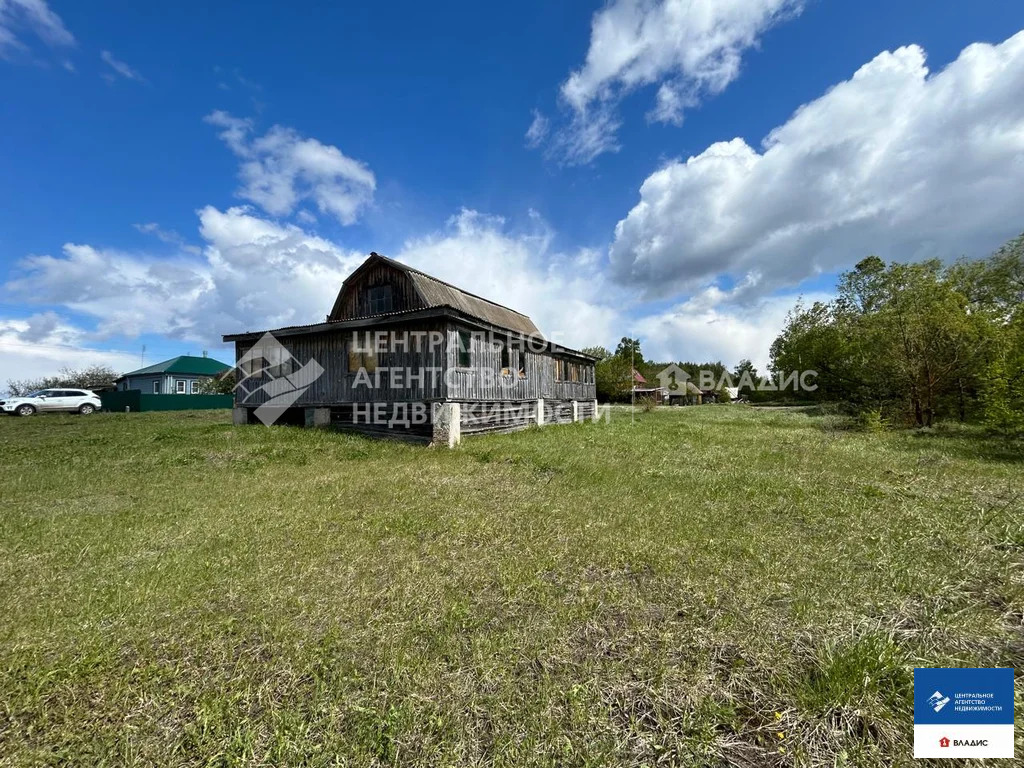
0;389;102;416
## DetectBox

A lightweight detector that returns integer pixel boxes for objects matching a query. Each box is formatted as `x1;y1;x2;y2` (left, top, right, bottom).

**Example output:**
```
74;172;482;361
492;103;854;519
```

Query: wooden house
222;253;599;445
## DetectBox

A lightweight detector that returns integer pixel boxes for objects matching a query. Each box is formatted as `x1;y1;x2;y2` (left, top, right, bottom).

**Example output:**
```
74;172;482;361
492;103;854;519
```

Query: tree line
6;365;236;396
6;365;121;397
770;233;1024;433
582;339;764;404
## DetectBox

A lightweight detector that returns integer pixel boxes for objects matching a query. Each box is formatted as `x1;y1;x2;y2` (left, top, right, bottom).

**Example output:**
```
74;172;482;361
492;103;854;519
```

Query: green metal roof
117;355;231;379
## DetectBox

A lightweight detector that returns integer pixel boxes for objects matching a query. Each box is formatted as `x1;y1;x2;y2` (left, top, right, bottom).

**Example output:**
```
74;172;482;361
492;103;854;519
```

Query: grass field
0;406;1021;766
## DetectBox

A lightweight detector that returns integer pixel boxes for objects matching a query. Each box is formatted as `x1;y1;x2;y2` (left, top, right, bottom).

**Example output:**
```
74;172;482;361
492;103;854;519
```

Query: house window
498;338;511;374
367;285;393;314
347;339;377;373
457;329;472;368
267;356;294;378
239;354;264;378
554;359;564;381
153;381;161;394
176;380;187;394
191;380;200;394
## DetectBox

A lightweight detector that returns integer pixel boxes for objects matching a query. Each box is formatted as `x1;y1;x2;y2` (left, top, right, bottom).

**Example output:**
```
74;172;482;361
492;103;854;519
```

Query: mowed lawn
0;407;1021;766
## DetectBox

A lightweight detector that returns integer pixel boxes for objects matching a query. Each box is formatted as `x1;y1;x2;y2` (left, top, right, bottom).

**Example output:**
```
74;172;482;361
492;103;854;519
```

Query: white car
1;389;102;416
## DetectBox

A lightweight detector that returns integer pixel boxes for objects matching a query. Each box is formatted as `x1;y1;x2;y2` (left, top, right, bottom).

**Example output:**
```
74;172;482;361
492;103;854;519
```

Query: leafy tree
196;372;236;395
614;337;643;363
7;364;120;397
595;354;632;403
770;236;1022;427
580;345;611;360
979;296;1024;435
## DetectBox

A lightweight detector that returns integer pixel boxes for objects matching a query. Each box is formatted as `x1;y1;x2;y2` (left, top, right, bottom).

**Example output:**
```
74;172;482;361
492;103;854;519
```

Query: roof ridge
370;252;534;320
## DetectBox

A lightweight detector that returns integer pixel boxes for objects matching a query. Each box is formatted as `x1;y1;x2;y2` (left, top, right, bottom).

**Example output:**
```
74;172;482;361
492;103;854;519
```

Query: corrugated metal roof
405;268;541;337
117;355;231;379
223;305;599;360
363;253;542;337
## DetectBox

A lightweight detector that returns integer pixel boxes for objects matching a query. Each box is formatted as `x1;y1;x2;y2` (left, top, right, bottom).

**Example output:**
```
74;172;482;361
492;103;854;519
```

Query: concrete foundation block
432;402;461;448
536;398;545;426
572;400;580;422
305;407;331;428
232;407;249;426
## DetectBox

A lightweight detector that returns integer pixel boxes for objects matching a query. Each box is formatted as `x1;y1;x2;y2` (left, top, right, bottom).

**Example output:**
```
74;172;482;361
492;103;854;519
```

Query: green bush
981;357;1024;437
856;408;886;433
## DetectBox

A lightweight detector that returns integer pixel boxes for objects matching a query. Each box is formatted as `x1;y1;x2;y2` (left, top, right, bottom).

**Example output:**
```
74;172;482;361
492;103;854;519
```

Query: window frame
366;284;393;315
456;329;472;368
176;379;187;394
239;354;265;379
153;380;161;394
346;339;378;374
498;337;511;375
191;380;200;394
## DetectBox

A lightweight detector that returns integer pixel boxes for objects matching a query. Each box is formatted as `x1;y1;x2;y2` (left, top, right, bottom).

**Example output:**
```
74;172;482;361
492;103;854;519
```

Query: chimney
202;350;208;358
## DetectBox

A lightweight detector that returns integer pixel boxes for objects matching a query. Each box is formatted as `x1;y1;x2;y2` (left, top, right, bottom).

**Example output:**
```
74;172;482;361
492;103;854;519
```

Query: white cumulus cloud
0;313;142;390
396;209;620;350
633;286;833;371
610;30;1024;298
5;207;367;345
205;111;376;226
549;0;802;164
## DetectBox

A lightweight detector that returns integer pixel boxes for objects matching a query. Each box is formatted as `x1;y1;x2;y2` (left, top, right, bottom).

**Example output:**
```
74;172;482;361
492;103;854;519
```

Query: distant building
116;355;231;395
630;368;665;400
667;381;703;405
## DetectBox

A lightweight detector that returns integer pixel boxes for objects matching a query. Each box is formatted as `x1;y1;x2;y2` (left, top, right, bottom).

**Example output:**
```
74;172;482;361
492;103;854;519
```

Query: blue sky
3;0;1024;383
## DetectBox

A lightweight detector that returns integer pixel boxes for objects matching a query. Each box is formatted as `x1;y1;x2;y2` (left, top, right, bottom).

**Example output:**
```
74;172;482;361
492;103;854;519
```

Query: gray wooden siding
543;399;575;425
458;400;538;435
234;320;448;407
577;400;597;421
329;262;423;321
443;322;596;402
233;319;596;408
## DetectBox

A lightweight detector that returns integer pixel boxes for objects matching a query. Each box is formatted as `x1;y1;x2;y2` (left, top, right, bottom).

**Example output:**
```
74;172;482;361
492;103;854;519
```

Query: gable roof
117;355;231;380
331;253;542;337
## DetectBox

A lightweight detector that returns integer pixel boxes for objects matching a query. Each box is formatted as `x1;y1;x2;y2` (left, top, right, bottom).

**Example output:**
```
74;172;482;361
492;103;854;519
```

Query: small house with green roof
116;354;230;395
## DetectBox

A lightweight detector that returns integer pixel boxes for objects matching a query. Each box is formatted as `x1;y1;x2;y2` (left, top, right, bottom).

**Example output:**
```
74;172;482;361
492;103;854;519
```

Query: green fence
101;391;233;412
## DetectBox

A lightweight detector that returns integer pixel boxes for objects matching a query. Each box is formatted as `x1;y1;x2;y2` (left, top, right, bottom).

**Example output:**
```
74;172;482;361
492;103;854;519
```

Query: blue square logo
914;668;1014;725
